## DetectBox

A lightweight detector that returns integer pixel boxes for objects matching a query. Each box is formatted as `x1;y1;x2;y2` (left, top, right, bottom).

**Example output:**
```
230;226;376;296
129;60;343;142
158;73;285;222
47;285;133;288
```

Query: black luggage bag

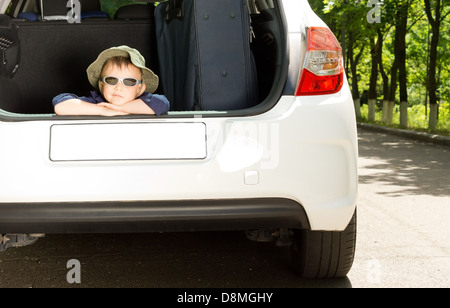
155;0;258;111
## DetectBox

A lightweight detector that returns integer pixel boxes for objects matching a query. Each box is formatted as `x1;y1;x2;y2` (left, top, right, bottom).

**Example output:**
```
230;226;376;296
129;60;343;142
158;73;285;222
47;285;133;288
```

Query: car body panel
0;0;358;234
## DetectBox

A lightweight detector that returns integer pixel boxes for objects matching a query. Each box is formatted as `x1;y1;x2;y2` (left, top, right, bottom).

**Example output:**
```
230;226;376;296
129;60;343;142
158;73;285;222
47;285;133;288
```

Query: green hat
86;45;159;93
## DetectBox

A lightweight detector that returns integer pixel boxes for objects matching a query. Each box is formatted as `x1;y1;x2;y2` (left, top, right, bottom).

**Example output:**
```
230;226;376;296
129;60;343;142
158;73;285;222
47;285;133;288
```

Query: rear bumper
0;198;309;234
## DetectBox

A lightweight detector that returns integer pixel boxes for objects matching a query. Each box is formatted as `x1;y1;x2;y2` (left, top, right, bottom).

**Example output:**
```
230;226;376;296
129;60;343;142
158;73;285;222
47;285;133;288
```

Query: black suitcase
155;0;258;111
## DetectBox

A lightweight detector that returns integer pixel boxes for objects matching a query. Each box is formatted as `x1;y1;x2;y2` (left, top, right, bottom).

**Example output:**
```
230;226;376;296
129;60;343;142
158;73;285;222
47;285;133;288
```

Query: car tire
291;210;356;278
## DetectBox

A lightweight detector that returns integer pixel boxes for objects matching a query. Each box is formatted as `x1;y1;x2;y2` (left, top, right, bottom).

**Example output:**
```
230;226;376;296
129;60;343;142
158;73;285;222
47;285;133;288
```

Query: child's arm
98;93;170;115
53;93;129;116
97;99;156;115
54;98;129;116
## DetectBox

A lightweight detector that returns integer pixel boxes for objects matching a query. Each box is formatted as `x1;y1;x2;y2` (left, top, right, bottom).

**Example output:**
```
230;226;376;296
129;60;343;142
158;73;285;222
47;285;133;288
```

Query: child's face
99;62;146;106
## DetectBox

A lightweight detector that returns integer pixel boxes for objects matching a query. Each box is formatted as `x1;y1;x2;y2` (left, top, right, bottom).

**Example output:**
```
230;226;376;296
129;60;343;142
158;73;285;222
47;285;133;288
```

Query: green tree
319;0;373;119
367;1;391;122
309;0;449;133
383;0;409;126
424;0;450;130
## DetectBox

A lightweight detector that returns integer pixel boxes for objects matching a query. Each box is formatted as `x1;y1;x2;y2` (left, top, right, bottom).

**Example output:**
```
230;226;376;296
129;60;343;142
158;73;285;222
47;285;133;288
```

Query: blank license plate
50;122;207;161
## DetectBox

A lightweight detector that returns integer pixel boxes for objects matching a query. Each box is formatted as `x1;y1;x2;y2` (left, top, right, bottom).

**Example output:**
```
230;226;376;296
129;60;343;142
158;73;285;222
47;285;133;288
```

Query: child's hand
54;98;129;116
97;102;129;116
98;99;156;115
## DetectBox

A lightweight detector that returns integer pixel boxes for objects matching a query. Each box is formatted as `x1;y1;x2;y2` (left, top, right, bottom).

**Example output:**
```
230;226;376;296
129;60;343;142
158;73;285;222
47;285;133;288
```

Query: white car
0;0;358;278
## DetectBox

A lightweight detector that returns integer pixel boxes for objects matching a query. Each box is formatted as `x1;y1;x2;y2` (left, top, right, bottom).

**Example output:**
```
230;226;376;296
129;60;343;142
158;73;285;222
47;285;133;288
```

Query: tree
378;28;391;123
424;0;449;130
368;35;380;122
310;0;450;133
386;1;409;126
348;31;366;120
318;0;372;119
367;1;390;122
397;2;409;128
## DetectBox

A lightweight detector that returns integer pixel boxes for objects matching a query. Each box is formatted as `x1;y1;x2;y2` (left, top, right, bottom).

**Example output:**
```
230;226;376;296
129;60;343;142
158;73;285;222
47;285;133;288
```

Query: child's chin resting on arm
52;45;170;116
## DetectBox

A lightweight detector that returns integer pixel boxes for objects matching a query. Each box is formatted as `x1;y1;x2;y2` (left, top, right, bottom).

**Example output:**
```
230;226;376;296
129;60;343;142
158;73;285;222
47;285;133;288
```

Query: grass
359;102;450;137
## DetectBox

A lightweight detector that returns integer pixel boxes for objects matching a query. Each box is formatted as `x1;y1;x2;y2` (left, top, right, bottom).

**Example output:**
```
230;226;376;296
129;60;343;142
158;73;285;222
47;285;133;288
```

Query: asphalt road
0;129;449;288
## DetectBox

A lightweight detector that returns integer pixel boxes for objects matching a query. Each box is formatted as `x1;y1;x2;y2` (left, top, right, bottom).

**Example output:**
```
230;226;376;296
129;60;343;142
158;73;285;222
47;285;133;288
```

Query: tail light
295;27;344;96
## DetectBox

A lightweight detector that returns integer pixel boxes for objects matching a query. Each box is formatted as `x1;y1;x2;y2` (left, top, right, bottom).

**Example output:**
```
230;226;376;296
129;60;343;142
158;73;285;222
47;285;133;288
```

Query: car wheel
291;210;356;278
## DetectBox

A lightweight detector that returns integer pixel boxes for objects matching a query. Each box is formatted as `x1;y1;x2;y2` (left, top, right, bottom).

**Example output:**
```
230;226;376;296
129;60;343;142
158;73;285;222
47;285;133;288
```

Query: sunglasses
102;76;142;87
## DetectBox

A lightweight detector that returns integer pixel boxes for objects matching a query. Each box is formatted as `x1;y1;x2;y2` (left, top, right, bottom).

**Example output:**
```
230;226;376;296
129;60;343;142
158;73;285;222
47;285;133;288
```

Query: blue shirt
52;90;170;116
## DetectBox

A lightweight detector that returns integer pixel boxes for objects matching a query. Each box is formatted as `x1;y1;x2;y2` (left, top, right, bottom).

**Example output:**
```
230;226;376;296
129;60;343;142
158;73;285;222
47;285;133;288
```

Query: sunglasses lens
123;78;139;87
103;76;140;87
104;76;119;86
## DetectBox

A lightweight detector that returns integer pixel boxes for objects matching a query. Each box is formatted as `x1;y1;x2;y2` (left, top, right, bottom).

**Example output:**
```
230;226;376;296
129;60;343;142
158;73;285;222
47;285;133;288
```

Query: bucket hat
86;45;159;93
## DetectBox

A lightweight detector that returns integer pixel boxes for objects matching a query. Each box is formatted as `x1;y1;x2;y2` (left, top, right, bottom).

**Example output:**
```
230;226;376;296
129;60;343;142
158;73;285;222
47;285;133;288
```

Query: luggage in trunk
155;0;258;111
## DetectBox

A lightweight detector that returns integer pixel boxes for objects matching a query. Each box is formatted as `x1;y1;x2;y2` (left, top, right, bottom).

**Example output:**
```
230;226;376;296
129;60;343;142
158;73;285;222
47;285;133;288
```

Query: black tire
291;210;356;278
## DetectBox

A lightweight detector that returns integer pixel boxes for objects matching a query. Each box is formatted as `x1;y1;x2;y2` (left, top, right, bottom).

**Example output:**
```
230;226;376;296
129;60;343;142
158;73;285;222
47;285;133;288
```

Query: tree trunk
378;29;390;123
387;61;397;125
386;1;408;125
397;4;409;128
382;100;389;123
424;0;441;131
368;37;379;122
386;99;395;124
400;101;408;128
368;99;376;121
348;32;360;119
428;103;438;130
387;2;409;125
348;31;365;120
354;99;361;119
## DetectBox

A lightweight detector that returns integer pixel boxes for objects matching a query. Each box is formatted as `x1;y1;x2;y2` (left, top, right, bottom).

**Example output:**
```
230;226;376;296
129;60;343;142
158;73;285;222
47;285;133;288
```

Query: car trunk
0;0;287;117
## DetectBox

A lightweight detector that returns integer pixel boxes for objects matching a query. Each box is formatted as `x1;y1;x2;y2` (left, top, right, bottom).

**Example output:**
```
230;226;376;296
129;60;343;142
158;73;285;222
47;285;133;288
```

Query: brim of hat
86;48;159;93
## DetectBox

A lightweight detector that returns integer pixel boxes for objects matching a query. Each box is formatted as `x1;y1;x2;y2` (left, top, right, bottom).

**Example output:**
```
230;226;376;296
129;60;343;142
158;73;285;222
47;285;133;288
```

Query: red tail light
295;27;344;96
